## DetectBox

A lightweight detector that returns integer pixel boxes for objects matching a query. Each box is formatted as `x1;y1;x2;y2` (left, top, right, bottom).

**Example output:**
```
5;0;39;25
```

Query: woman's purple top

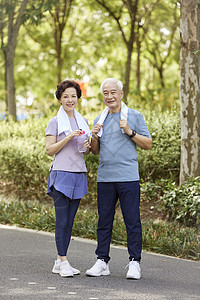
46;116;87;172
46;116;88;199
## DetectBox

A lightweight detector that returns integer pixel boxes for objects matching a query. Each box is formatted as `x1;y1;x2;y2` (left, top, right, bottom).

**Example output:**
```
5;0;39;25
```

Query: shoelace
97;259;107;270
125;260;140;269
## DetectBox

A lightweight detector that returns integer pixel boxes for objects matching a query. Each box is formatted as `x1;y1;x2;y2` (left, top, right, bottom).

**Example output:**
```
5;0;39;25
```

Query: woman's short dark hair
55;80;82;100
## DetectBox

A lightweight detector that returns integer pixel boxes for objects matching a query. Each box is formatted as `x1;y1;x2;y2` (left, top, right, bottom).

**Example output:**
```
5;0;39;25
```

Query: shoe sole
126;275;141;280
52;269;60;274
73;271;80;275
86;271;110;277
60;272;74;277
53;268;80;275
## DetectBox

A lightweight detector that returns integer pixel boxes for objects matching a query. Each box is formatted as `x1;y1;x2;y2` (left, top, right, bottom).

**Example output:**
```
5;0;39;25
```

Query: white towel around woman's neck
57;105;91;137
97;101;128;137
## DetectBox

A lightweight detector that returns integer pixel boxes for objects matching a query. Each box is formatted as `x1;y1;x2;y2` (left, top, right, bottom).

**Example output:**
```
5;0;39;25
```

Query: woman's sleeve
45;117;58;136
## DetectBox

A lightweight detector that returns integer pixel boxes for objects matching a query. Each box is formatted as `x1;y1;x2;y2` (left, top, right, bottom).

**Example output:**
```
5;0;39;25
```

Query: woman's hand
69;129;82;139
84;139;91;149
83;139;91;155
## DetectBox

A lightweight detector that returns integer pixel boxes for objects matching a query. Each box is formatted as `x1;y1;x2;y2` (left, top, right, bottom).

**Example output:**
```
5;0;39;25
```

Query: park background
0;1;199;261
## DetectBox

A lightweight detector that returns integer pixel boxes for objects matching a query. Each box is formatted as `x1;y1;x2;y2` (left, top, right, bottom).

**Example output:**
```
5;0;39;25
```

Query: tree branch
95;0;128;44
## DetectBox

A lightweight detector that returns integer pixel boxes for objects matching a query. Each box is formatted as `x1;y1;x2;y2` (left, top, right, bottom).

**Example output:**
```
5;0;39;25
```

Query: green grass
0;199;199;261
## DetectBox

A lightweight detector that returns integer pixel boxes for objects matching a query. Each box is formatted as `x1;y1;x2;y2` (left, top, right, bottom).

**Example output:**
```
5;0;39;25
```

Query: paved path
0;225;199;300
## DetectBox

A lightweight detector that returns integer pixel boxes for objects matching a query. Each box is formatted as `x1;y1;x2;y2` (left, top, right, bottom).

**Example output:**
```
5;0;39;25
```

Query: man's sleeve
135;113;151;137
93;115;100;127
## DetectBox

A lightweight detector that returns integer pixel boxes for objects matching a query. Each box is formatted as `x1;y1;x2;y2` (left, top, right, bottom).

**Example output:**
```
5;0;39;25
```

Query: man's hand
91;123;103;139
119;120;132;136
91;123;102;155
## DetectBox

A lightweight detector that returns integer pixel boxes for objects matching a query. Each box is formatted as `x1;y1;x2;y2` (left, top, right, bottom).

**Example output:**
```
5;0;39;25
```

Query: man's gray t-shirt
94;108;151;182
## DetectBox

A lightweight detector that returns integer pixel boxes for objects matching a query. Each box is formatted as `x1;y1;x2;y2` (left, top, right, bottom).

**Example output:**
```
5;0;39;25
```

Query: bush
0;118;98;204
0;137;49;200
84;153;98;204
138;110;181;183
160;177;200;226
0;110;181;204
0;119;48;200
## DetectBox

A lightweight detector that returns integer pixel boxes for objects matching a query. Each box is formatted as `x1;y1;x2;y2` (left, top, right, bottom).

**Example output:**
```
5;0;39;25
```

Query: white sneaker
52;259;61;274
126;260;141;279
52;259;80;276
70;265;80;275
60;261;74;277
86;259;110;277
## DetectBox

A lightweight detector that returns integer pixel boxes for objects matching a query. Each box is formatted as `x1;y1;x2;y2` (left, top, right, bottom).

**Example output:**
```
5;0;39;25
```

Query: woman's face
59;87;78;113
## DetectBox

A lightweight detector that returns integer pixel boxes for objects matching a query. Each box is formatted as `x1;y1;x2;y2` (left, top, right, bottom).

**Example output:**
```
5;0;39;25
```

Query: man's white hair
100;78;123;93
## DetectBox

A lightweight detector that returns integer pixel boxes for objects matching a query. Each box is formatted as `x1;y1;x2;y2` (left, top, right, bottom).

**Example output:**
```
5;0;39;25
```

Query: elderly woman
45;80;91;277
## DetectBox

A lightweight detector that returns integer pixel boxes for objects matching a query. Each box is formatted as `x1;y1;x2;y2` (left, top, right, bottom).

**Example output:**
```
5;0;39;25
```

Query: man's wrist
92;134;99;141
127;130;137;138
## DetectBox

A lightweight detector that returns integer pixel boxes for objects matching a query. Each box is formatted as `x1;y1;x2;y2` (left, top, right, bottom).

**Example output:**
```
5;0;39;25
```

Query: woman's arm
46;130;82;156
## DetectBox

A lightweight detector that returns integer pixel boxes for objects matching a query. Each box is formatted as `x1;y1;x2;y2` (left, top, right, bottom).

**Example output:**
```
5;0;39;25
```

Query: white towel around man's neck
97;101;128;137
57;105;91;137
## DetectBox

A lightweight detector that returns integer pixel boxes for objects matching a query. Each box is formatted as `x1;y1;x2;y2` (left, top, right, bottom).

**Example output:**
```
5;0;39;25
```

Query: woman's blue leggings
51;187;80;256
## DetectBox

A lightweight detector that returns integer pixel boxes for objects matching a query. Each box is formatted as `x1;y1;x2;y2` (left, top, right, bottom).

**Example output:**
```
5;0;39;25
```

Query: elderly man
86;78;152;279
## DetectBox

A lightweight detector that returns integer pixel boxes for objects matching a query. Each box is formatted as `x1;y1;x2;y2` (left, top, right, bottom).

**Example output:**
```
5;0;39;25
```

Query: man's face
102;81;123;113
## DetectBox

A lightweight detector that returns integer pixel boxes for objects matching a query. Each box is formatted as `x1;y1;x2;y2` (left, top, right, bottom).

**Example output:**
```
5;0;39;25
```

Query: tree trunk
57;33;63;85
123;45;133;104
5;46;16;120
136;24;141;93
3;0;29;120
158;65;165;88
179;0;200;185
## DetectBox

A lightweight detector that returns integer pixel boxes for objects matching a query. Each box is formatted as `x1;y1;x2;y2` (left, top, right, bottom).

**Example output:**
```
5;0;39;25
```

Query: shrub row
0;110;180;199
2;111;199;227
0;200;199;261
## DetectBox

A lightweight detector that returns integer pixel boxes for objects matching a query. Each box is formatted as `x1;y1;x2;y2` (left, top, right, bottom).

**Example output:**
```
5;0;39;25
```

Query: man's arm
91;123;102;155
91;136;100;155
119;120;152;150
130;134;152;150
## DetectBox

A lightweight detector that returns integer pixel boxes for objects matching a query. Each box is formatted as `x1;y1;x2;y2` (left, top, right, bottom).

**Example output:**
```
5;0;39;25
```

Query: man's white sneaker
126;260;141;279
86;259;110;277
60;261;74;277
52;259;80;275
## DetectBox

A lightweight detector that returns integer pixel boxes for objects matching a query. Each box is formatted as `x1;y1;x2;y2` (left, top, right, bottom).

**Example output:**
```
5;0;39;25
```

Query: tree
135;0;160;92
142;0;179;88
49;0;74;84
0;0;29;120
95;0;139;103
0;0;52;120
179;0;200;184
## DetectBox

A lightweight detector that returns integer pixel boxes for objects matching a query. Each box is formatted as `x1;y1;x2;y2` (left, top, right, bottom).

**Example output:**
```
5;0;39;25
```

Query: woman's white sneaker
52;259;61;274
70;265;80;275
126;260;141;279
60;261;74;277
52;259;80;276
86;259;110;277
